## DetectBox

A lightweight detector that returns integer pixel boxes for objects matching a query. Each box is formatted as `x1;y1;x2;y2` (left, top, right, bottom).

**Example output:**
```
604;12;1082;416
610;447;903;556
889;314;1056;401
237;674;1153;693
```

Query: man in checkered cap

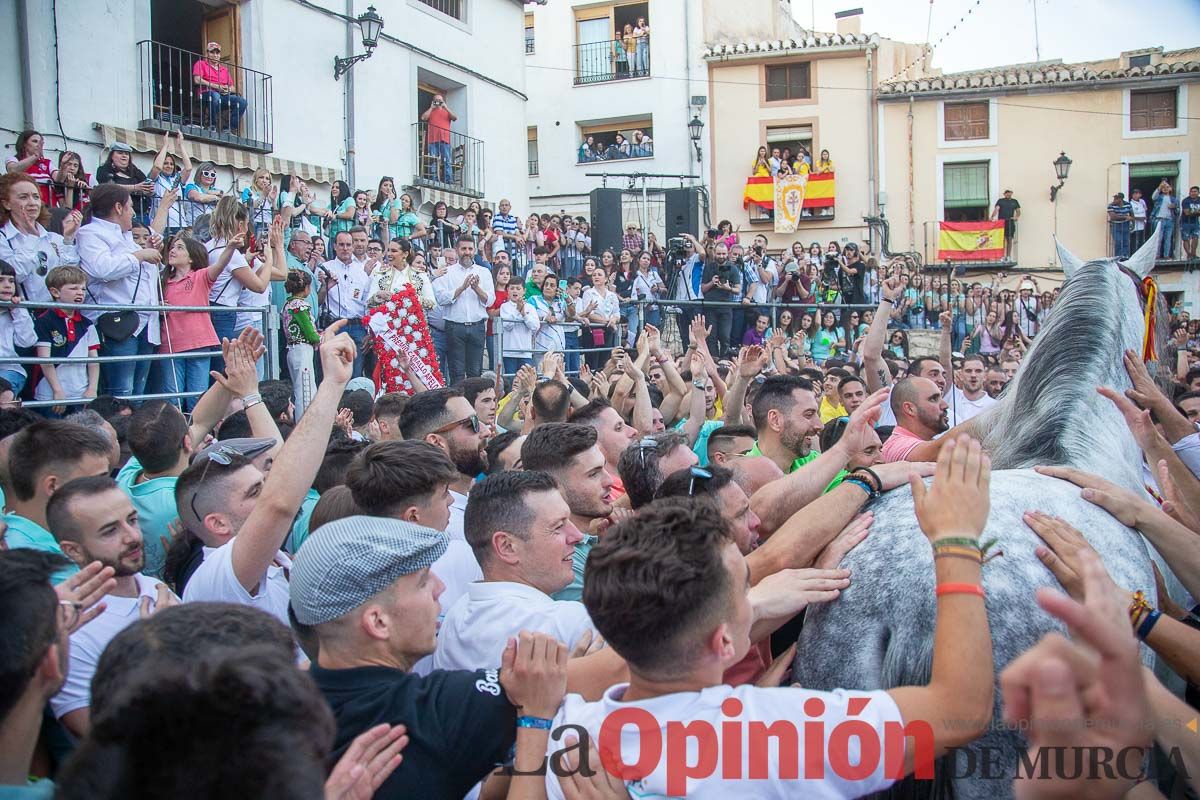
290;515;569;800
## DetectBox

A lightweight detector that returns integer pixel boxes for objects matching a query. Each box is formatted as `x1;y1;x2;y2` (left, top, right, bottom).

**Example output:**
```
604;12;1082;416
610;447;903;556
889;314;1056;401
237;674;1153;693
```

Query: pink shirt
161;270;219;353
426;106;452;144
193;60;233;94
881;424;926;463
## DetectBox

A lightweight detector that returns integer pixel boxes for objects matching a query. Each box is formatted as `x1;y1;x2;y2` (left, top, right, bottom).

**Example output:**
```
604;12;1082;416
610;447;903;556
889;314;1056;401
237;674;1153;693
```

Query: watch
692;378;706;389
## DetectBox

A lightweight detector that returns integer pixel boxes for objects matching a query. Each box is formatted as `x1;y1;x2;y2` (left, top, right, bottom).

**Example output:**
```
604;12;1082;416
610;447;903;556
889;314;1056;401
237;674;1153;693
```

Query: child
34;265;99;415
131;221;151;248
498;281;540;377
0;259;37;395
284;269;320;421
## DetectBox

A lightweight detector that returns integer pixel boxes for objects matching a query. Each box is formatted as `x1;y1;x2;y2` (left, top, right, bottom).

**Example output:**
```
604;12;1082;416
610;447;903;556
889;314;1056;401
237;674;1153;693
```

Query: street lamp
688;114;704;163
1049;151;1072;202
334;5;385;80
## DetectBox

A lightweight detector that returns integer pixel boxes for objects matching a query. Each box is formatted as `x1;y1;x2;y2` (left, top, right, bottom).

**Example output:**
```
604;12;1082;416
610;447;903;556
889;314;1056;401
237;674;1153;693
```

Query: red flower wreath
363;284;445;396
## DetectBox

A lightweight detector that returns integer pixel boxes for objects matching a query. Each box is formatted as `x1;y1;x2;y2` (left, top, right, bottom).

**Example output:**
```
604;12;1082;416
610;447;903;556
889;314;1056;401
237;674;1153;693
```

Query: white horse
793;230;1170;800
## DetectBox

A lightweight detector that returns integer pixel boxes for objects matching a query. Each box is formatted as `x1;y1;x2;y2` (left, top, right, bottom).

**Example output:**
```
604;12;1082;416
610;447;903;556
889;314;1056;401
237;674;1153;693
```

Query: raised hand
911;436;990;542
55;561;116;634
324;724;408;800
814;512;872;570
737;344;768;378
1097;386;1157;453
211;334;260;397
881;276;903;302
319;321;357;388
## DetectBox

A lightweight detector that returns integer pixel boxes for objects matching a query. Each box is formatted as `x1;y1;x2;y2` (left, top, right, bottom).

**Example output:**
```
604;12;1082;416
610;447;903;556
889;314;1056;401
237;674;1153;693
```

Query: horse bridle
1115;262;1159;362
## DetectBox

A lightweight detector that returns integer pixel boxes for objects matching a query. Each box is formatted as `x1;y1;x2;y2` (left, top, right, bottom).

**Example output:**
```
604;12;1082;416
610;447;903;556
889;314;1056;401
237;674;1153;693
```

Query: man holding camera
421;94;458;184
740;234;778;340
700;242;741;356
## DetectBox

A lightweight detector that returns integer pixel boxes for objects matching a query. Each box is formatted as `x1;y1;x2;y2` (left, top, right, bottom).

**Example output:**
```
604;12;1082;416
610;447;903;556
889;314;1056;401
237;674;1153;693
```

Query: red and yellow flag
742;173;836;212
936;221;1005;261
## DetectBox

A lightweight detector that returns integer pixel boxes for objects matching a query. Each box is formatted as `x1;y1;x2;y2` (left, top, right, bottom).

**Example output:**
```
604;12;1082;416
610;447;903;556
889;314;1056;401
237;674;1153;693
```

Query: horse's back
792;468;1155;800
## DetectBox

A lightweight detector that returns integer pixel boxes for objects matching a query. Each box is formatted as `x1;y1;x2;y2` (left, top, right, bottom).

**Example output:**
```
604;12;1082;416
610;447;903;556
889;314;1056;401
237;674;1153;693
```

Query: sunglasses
687;466;713;496
636;436;658;469
201;170;217;178
431;415;480;436
37;250;48;277
188;446;236;524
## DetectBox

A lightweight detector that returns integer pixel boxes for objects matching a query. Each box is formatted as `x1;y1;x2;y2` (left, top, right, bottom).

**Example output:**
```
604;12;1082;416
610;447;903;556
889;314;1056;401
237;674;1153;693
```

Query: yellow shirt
794;160;810;175
819;395;847;423
816;159;834;174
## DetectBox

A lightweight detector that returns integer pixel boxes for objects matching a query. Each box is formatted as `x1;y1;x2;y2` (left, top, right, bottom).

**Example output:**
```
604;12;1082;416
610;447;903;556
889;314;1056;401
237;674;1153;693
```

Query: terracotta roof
703;32;875;59
880;57;1200;96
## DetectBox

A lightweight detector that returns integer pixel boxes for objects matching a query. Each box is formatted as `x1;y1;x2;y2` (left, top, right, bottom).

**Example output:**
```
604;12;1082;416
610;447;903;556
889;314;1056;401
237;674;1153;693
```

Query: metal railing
528;159;539;176
412;121;485;198
416;0;464;20
573;38;651;85
921;220;1018;267
3;299;279;409
1104;216;1189;262
576;141;654;163
137;40;273;153
748;201;835;225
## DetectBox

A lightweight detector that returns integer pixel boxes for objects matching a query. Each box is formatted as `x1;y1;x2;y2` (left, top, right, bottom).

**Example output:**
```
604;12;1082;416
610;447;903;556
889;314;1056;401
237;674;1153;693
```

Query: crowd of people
1108;181;1199;262
2;126;1200;800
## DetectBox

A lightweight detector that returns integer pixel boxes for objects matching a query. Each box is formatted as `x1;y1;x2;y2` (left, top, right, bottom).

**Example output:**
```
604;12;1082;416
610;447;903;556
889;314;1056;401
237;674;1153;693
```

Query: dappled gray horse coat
793;230;1169;800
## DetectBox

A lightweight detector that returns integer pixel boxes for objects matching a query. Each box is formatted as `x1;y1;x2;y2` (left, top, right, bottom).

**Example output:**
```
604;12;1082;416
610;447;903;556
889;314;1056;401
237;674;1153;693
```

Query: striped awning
411;184;493;212
94;124;341;184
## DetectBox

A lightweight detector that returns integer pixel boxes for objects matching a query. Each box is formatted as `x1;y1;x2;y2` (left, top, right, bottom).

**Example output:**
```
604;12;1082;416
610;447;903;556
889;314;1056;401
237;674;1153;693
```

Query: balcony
136;40;272;153
921;221;1017;269
577;141;654;164
412;122;485;199
1105;217;1193;266
574;39;650;86
743;173;836;225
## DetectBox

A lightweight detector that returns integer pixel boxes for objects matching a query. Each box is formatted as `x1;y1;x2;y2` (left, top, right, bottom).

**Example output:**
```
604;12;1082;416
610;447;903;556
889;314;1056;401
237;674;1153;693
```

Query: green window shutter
1129;162;1179;179
944;162;989;208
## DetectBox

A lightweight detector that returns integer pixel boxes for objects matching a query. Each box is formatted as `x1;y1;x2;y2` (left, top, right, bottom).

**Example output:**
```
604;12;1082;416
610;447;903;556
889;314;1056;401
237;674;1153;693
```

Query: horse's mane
983;260;1169;479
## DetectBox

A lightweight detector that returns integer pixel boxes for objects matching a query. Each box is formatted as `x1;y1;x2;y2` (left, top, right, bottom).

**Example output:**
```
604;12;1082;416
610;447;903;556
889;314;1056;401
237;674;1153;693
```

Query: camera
667;236;685;251
753;245;763;255
707;228;719;239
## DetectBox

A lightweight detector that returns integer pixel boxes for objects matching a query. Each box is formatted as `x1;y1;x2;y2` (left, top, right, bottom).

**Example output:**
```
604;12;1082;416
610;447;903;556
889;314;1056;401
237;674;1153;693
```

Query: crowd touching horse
794;229;1170;800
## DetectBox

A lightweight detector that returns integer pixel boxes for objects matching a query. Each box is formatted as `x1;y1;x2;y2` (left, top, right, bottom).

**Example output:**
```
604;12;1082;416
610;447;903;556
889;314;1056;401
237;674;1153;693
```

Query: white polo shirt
51;573;173;719
446;490;469;543
321;256;371;321
182;538;292;625
410;536;482;677
949;388;998;424
543;683;902;799
433;580;596;671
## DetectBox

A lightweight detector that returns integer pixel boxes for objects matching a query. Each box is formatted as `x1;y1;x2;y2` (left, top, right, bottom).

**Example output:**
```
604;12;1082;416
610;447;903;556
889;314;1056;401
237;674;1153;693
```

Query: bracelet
932;546;985;562
1135;609;1161;641
843;477;877;500
934;551;984;563
241;392;263;410
1128;590;1153;627
691;378;706;389
936;583;985;598
930;537;982;550
516;715;554;730
880;297;894;305
848;467;883;494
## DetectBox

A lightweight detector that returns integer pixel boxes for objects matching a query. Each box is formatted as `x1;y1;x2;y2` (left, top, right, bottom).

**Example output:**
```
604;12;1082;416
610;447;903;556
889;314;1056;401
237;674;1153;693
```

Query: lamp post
1049;151;1072;202
334;5;384;80
688;114;704;163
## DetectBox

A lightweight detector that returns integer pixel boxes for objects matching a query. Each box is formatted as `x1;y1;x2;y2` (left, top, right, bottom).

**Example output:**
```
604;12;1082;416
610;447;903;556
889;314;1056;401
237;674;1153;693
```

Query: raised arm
149;186;181;236
230;323;353;593
863;277;901;392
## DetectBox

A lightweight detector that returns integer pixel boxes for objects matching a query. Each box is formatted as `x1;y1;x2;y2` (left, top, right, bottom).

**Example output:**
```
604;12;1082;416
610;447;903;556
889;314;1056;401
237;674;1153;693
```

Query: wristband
516;716;554;730
843;477;877;500
929;536;981;550
1135;609;1161;641
932;546;983;561
241;392;263;409
935;583;985;598
880;297;894;305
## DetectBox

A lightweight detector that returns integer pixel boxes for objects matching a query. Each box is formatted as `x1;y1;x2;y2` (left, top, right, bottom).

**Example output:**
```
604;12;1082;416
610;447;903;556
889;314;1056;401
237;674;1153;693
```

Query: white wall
524;0;710;214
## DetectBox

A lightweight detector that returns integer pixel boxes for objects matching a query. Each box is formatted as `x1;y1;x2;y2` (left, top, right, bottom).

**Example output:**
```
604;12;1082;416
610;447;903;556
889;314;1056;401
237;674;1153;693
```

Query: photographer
775;255;814;306
668;232;705;349
841;242;867;305
740;234;777;341
700;241;740;356
420;94;458;184
818;242;845;304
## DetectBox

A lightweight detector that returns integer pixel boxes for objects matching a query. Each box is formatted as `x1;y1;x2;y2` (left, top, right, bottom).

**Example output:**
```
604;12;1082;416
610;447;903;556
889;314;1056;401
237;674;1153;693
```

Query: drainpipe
866;39;878;240
907;95;915;253
344;0;356;186
16;0;34;129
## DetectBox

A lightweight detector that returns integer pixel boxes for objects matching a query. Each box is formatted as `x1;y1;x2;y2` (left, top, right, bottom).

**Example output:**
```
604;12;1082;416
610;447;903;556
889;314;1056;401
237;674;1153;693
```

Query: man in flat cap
291;515;568;800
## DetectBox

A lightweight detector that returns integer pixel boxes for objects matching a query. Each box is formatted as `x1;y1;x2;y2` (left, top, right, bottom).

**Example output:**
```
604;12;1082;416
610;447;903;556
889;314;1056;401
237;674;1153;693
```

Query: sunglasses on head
431;414;481;436
636;437;658;469
687;466;713;496
188;446;236;524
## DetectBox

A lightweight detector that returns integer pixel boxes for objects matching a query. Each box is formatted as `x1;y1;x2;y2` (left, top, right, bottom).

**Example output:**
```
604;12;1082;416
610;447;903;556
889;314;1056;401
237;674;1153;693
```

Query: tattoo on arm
878;368;890;388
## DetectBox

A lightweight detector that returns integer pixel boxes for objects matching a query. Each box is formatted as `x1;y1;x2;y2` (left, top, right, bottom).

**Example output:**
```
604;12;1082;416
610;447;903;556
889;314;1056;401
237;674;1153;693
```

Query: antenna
1032;0;1041;61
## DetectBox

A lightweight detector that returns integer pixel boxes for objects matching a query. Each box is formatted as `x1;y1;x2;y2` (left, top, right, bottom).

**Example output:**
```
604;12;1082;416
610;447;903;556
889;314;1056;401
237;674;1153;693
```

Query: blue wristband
843;477;876;499
1136;609;1161;641
517;715;554;730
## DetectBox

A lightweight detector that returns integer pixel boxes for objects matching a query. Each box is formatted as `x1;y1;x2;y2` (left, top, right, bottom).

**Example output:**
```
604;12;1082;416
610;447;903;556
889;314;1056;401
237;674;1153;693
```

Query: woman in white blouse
580;268;620;370
631;250;665;330
369;240;436;310
0;172;83;303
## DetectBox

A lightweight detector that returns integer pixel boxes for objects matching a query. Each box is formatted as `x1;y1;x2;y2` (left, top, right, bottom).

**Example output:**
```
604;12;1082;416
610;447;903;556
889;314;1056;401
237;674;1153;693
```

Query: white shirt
76;217;161;344
51;573;171;718
446;490;469;543
632;269;665;304
745;259;778;305
411;536;482;677
499;299;541;358
949;386;998;424
0;220;78;302
236;254;272;329
1171;431;1200;480
152;173;187;230
433;261;494;324
581;286;619;323
434;580;596;671
206;238;251;307
321;256;371;320
34;321;100;401
182;539;293;626
1130;197;1148;231
543;683;901;799
0;307;37;376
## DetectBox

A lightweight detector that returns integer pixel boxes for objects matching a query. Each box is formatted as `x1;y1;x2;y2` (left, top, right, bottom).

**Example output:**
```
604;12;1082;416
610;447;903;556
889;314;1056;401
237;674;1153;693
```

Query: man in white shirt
1130;188;1149;252
433;235;494;384
180;324;356;624
397;388;489;541
47;475;178;737
435;470;593;670
949;355;997;423
75;184;163;397
543;475;996;798
318;230;371;377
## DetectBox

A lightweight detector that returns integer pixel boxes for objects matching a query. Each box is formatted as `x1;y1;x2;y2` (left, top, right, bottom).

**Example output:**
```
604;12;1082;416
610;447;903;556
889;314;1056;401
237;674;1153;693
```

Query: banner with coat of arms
773;174;807;233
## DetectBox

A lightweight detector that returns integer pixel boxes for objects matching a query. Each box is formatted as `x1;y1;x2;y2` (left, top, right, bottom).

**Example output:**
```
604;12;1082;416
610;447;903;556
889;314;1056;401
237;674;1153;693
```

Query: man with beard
47;475;179;737
748;375;824;474
954;355;997;423
986;366;1009;399
520;423;615;602
699;242;740;355
398;388;488;542
881;377;951;463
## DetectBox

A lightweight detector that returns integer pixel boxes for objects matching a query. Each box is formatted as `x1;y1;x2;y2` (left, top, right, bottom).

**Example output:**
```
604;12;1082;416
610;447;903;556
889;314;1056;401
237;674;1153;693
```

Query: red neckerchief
55;308;83;342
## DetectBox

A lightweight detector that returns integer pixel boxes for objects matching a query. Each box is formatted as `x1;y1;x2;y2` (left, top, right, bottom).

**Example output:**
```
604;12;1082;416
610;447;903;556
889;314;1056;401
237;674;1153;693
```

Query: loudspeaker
664;187;699;240
589;188;624;255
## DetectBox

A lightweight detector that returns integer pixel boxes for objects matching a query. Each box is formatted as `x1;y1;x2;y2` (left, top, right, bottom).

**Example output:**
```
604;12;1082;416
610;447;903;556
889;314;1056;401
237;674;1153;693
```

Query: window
1130;89;1177;131
577;120;653;163
1128;54;1152;68
573;3;650;85
944;102;989;141
943;161;990;222
765;63;811;101
525;13;534;53
528;128;539;176
416;0;464;21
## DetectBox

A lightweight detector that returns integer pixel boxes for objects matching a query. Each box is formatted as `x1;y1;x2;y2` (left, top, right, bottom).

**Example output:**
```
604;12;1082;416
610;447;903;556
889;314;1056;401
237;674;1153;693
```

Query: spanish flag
743;173;837;211
936;221;1006;261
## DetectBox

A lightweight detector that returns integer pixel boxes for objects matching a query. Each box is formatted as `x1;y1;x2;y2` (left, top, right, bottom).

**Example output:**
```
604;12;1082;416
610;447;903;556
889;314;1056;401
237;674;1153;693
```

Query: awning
1129;162;1180;179
410;184;493;212
94;124;341;184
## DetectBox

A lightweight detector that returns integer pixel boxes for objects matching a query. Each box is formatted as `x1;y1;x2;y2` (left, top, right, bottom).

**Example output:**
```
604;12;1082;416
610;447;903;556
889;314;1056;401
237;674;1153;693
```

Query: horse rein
1116;262;1159;362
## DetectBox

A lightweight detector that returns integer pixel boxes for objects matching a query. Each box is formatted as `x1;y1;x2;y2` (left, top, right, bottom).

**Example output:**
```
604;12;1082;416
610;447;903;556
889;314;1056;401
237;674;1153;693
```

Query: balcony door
576;17;612;84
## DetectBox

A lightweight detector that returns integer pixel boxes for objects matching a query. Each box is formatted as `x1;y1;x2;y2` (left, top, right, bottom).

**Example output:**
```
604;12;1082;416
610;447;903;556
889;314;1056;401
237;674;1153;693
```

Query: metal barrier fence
3;300;279;410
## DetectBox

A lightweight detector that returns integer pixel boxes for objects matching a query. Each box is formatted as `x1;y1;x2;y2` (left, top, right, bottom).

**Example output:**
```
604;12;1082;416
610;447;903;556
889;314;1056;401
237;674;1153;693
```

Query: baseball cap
345;377;376;396
196;436;276;463
290;516;448;626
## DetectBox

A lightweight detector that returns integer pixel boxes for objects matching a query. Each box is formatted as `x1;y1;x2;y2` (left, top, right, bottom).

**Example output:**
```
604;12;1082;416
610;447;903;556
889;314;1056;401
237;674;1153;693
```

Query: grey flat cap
110;142;133;153
290;516;448;626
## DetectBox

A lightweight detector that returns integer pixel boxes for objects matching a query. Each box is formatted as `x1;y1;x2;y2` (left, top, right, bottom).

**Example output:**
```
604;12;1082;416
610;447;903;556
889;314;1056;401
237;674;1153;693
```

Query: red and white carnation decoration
364;284;444;396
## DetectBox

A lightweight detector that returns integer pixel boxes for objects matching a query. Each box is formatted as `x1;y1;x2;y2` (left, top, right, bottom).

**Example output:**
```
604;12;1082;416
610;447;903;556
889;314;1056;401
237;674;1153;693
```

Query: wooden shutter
765;64;810;101
944;102;989;141
1130;89;1176;131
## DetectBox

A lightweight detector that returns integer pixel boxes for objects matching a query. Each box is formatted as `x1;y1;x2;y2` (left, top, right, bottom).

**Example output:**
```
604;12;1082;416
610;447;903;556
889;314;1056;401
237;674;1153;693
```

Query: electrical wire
886;0;987;82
